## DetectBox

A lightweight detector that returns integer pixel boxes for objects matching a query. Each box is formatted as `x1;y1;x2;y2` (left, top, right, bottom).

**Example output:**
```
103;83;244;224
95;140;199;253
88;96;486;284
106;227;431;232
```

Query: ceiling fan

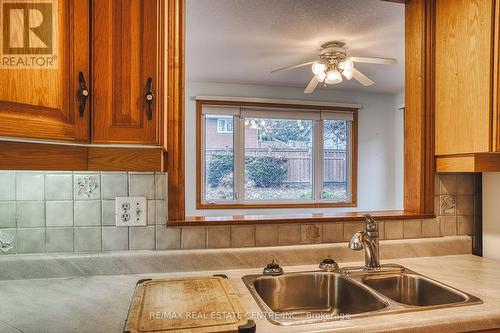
271;41;398;94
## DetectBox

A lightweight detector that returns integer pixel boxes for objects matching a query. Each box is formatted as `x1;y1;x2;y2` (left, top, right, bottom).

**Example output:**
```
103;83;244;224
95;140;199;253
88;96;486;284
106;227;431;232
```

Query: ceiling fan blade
304;76;319;94
350;56;398;65
271;61;315;73
352;68;374;86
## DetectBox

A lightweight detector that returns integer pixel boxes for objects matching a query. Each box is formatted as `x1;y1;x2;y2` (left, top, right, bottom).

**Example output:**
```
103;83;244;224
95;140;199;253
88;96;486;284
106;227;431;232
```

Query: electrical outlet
115;197;147;226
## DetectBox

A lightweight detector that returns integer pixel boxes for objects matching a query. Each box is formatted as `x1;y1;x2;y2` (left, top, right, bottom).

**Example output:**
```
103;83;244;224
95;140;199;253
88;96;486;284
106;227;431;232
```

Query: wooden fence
207;148;347;184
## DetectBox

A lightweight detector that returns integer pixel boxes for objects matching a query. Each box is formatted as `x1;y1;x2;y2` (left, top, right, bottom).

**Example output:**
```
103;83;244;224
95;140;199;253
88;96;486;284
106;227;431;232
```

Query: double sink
242;264;482;326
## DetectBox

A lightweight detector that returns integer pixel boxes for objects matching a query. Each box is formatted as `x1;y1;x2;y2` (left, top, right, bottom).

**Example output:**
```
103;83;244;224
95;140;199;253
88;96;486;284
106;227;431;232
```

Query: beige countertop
0;254;499;333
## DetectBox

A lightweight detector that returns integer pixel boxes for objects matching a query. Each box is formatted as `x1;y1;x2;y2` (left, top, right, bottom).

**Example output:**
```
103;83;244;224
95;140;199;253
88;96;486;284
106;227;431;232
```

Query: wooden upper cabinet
91;0;161;145
0;0;90;142
435;0;494;156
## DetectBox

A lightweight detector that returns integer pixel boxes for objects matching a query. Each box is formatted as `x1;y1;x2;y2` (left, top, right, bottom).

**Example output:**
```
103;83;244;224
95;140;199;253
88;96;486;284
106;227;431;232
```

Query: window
216;118;233;133
198;101;357;208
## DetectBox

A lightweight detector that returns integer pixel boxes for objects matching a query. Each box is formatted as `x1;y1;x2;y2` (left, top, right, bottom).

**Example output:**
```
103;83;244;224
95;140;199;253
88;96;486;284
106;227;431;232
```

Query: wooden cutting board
124;276;255;333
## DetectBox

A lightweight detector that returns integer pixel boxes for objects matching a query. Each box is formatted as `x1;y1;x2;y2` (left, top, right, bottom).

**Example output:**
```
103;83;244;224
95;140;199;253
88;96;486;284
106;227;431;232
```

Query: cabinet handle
78;72;89;117
144;77;155;120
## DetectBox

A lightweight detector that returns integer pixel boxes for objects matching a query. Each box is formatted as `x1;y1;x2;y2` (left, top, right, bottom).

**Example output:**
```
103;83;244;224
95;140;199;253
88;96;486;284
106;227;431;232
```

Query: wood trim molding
88;147;165;171
0;142;88;170
436;153;500;172
404;0;435;214
0;142;165;172
166;0;186;221
170;211;435;227
195;99;359;210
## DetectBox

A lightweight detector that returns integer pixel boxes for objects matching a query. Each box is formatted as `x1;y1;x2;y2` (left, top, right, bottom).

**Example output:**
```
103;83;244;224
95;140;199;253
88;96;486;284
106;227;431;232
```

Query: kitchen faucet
349;214;380;269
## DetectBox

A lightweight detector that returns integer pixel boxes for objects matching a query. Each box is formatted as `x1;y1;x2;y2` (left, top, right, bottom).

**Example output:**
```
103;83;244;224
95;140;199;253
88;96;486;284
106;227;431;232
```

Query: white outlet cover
115;197;147;227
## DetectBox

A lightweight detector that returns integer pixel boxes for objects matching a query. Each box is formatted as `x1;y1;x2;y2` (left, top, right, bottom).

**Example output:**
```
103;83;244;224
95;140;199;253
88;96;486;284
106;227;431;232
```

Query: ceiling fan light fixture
342;69;353;80
325;70;343;84
316;71;327;81
312;61;327;76
339;58;354;80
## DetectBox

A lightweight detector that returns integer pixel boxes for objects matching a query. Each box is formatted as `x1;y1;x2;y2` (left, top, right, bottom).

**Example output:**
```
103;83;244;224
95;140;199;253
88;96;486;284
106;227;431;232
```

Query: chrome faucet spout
348;214;380;269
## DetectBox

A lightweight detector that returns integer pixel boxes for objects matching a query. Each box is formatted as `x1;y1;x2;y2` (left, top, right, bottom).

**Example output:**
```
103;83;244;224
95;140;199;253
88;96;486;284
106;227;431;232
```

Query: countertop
0;254;499;333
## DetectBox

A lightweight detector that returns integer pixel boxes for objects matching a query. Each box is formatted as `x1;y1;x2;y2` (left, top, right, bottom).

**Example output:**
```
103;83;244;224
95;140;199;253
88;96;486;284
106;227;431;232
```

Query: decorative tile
155;200;167;225
46;228;73;253
156;226;181;250
16;172;44;200
422;218;440;238
16;228;45;253
155;173;167;200
74;173;100;200
385;220;404;240
46;201;73;227
101;173;128;199
129;173;155;199
0;229;16;255
255;225;278;247
322;223;344;243
403;220;422;239
207;226;231;248
102;227;129;251
0;172;16;200
440;195;456;215
74;227;101;252
129;226;155;250
343;222;364;242
101;200;116;226
16;201;45;228
74;201;101;227
181;227;206;249
45;173;73;200
278;225;300;246
440;216;457;236
300;224;322;244
231;226;255;248
0;202;16;228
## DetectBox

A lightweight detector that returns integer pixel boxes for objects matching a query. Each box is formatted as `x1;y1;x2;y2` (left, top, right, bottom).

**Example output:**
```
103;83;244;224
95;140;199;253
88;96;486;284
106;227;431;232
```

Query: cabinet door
435;0;494;155
0;0;90;142
92;0;160;145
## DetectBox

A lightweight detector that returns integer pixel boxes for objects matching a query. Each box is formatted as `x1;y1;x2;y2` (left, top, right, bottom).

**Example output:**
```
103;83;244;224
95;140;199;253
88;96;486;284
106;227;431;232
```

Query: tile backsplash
0;172;480;254
0;171;167;255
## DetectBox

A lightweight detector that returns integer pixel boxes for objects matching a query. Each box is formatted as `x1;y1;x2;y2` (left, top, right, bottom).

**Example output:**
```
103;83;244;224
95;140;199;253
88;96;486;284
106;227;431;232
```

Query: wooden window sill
169;210;435;226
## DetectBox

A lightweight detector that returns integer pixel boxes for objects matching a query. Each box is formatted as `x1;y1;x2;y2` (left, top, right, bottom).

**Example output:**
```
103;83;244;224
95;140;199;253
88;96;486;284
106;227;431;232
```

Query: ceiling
186;0;405;94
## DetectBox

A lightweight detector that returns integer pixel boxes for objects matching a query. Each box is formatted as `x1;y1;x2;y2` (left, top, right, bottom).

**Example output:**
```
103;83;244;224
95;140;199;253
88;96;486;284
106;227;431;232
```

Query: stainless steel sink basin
243;264;482;326
249;272;387;324
362;272;467;306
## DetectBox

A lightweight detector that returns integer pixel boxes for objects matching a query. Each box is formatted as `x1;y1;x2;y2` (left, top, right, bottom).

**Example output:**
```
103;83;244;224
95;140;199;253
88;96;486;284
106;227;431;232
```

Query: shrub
206;154;233;187
246;156;287;188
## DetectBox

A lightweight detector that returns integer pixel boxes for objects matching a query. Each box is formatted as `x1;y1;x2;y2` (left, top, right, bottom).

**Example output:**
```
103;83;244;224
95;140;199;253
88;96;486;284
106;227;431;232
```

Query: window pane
323;120;349;201
205;115;234;202
244;118;313;201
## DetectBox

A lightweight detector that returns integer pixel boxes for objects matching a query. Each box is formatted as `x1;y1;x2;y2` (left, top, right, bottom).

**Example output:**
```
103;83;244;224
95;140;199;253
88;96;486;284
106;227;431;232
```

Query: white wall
482;173;500;260
393;92;405;210
185;81;403;216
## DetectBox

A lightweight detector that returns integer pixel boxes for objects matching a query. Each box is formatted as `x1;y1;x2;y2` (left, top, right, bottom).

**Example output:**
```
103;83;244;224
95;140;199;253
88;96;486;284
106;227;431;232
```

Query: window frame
196;99;358;209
